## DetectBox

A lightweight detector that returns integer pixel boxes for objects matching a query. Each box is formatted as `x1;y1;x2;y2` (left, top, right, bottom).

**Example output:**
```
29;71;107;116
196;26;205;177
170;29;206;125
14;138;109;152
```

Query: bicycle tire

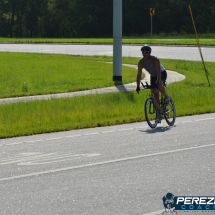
145;98;158;128
164;97;176;126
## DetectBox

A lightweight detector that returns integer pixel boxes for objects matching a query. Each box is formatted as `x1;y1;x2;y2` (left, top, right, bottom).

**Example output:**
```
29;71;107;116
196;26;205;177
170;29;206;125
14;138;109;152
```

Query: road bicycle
141;81;176;128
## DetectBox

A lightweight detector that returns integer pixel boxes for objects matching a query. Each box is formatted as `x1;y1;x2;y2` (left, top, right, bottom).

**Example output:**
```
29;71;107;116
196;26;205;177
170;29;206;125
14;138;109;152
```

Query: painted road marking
181;121;192;123
46;137;63;141
118;128;134;131
101;130;115;133
84;133;98;136
65;135;81;138
135;126;148;129
0;117;214;147
6;142;25;146
0;153;100;165
195;117;215;121
0;142;215;182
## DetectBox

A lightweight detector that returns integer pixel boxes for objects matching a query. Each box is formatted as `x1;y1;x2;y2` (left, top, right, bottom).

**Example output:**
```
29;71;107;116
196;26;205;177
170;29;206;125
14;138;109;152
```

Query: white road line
65;135;82;138
141;209;164;215
1;142;215;182
18;153;101;165
84;133;98;136
180;121;192;123
46;137;63;141
118;128;134;131
195;117;215;121
135;126;148;129
6;142;25;146
101;130;115;133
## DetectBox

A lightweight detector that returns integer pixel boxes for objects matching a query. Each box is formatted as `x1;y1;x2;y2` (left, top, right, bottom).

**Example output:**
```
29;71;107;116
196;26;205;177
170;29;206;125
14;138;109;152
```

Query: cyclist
136;44;170;121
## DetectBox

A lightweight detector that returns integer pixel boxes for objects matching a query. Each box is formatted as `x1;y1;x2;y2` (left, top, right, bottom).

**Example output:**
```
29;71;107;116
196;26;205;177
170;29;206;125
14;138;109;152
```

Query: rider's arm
154;57;161;82
136;59;143;88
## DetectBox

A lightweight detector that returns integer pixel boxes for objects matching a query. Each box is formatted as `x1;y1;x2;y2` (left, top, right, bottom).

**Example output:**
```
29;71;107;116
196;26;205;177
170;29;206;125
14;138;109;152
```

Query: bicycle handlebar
141;81;153;89
140;81;166;90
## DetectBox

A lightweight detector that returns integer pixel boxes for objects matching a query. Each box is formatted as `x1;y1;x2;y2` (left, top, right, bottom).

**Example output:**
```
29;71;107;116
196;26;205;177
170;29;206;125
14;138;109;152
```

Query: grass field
1;34;215;46
0;54;214;138
0;53;136;98
123;32;215;39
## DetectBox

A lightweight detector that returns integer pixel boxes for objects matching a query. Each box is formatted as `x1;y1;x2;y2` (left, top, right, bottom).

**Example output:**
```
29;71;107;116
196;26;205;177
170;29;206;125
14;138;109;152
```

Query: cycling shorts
150;70;167;89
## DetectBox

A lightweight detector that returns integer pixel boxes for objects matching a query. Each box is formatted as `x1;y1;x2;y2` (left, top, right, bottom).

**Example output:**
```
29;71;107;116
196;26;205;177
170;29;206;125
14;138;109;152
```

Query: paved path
0;64;185;104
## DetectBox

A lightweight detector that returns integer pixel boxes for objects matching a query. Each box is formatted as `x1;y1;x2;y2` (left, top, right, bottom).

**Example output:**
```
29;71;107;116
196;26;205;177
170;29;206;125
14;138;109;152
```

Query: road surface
0;43;215;62
0;113;215;215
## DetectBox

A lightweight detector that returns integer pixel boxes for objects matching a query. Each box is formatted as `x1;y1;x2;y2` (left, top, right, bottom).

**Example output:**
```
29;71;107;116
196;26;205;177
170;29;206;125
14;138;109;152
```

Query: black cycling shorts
150;70;167;89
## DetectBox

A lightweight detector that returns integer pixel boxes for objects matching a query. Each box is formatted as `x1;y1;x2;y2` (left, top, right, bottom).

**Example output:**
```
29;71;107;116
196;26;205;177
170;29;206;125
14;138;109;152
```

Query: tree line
0;0;214;38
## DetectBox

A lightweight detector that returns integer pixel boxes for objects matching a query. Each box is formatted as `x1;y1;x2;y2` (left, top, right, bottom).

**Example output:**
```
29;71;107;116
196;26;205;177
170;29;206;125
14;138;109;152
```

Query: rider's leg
153;90;160;108
159;71;169;99
153;89;162;122
158;80;168;99
151;76;160;108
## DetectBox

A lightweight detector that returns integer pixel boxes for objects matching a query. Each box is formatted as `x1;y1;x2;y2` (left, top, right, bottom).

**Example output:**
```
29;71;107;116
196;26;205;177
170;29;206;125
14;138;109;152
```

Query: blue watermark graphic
162;193;215;214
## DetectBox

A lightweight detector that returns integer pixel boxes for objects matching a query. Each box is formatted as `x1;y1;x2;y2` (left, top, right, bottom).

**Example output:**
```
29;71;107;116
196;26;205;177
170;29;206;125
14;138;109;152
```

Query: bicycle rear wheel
145;98;158;128
164;97;176;126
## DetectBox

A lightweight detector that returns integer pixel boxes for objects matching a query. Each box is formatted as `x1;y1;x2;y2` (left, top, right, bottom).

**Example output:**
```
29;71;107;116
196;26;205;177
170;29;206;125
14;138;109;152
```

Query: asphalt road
0;43;215;62
0;44;215;215
0;113;215;215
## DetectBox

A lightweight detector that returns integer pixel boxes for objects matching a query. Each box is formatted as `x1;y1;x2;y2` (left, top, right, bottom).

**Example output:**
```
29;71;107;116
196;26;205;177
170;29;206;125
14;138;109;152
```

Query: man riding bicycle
136;45;170;121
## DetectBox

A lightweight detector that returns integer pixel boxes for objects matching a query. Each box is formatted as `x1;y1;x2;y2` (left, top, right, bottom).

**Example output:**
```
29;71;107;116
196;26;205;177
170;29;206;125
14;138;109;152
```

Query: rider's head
141;45;151;59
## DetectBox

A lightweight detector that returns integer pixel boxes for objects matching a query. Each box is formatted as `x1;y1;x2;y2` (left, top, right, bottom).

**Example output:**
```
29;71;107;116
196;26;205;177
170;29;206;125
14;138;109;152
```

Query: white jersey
161;63;165;72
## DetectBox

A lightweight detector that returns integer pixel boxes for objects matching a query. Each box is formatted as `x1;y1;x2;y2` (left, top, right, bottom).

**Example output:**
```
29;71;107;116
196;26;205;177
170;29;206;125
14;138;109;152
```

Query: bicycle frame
141;81;176;128
142;82;165;115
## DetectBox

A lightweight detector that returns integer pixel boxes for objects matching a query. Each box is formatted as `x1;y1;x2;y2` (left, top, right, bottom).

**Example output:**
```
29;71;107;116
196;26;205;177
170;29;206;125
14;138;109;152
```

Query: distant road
0;44;215;62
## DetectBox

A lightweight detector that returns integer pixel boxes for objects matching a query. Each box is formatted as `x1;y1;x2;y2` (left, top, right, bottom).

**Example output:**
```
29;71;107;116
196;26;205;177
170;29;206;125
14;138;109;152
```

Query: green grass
124;32;215;39
0;53;136;98
1;34;215;45
122;39;215;46
0;55;214;138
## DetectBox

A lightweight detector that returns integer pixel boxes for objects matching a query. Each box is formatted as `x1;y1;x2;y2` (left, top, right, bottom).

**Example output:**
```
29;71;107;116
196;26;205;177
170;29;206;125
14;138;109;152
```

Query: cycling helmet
141;45;152;52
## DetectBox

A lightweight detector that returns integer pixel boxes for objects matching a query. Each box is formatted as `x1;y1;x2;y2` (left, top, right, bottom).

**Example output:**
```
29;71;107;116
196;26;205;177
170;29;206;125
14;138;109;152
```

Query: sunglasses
142;51;150;54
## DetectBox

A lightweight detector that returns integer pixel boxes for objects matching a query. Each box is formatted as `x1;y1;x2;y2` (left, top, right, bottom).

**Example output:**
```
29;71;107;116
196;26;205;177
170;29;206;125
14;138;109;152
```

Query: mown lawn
0;53;136;98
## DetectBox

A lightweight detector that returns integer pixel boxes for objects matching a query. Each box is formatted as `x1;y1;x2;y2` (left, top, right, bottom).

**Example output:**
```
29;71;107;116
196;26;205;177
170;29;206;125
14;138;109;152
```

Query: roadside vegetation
0;54;214;138
1;35;215;46
1;0;215;39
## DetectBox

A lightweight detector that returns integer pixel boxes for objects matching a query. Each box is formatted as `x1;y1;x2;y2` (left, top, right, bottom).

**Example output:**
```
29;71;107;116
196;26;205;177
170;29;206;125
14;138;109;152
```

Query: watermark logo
162;193;215;213
175;196;215;211
162;193;177;214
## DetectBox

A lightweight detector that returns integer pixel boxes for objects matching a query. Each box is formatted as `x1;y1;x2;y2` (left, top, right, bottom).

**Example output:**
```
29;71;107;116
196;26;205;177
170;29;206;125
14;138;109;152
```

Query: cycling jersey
142;55;165;77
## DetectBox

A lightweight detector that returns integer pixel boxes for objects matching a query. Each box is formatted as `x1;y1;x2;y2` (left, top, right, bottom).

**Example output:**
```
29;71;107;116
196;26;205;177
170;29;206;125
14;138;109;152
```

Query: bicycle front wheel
145;98;158;128
164;97;176;126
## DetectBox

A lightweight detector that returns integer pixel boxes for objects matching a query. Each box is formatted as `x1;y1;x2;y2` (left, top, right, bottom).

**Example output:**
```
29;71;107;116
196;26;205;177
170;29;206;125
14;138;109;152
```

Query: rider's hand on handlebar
136;86;140;94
